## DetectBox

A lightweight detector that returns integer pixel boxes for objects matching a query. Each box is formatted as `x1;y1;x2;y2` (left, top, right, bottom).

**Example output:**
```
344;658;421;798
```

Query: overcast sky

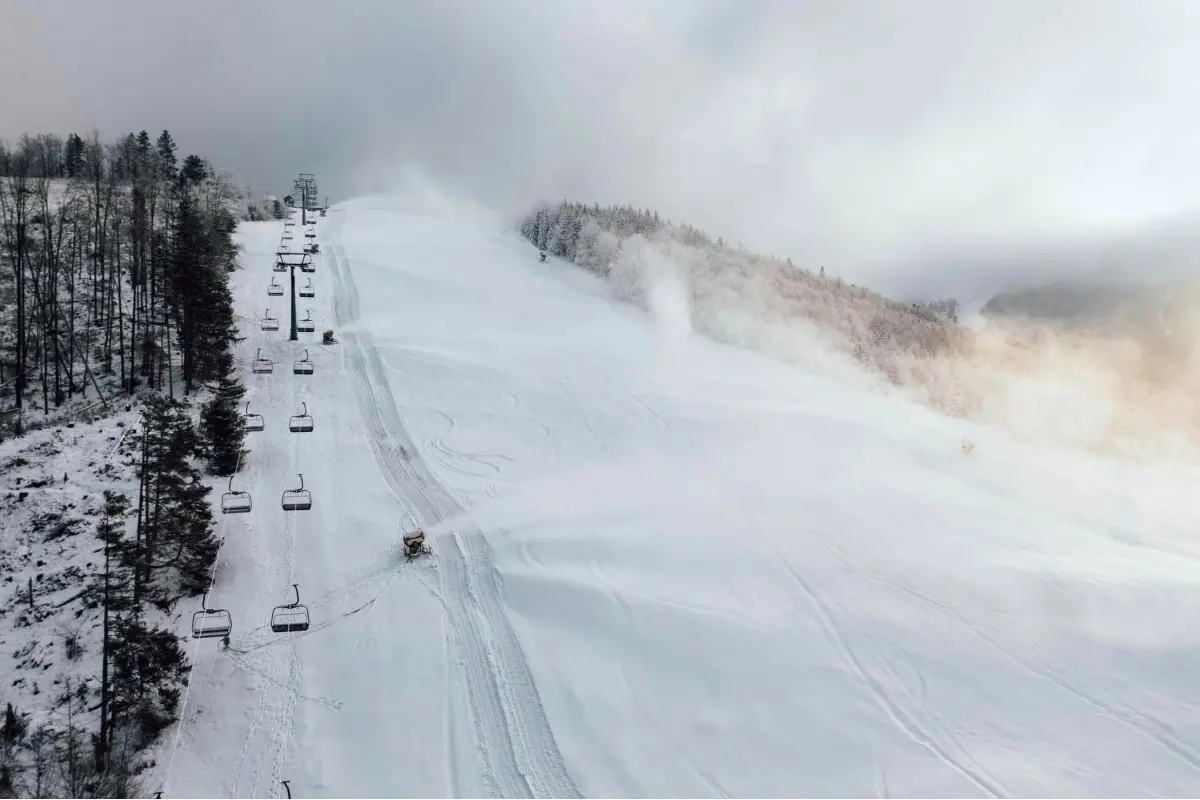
5;0;1200;299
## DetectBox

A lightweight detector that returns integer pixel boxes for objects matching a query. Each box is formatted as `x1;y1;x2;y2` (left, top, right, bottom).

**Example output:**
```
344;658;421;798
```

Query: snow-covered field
153;196;1200;798
0;411;139;733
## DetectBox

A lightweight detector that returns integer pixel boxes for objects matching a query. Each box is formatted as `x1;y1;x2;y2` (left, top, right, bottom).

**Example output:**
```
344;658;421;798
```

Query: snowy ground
0;409;140;736
154;198;1200;798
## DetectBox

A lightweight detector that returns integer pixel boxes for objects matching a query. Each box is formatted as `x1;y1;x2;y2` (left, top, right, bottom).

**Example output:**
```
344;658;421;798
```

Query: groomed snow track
326;213;580;799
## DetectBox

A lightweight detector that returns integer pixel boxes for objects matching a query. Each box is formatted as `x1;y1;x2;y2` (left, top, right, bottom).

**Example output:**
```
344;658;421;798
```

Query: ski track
424;407;510;500
588;556;733;799
326;221;580;799
227;302;286;800
846;555;1200;781
221;221;336;799
750;526;1009;798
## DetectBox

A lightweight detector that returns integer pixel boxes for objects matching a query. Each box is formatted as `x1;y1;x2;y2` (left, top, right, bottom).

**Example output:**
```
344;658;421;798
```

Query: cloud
9;0;1200;299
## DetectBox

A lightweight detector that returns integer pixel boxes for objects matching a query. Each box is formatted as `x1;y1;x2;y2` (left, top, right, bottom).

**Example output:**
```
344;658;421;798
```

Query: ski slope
157;195;1200;798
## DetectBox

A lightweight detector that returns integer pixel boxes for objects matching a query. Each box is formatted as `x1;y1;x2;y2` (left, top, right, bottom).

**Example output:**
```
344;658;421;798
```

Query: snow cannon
403;530;431;562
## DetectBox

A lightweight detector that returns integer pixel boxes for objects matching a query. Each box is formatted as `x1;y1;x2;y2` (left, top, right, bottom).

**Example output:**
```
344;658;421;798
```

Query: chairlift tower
276;250;313;341
295;173;317;225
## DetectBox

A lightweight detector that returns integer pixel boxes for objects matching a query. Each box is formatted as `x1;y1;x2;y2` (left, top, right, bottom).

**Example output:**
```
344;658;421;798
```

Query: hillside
519;201;1200;463
153;194;1200;797
0;129;249;796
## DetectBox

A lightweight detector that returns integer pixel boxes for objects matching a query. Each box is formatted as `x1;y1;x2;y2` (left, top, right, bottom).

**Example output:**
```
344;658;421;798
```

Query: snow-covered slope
0;412;140;742
156;196;1200;798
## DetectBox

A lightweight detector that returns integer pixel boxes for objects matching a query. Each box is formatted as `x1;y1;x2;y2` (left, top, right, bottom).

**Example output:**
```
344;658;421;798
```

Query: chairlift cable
164;443;245;794
227;597;380;655
273;395;307;778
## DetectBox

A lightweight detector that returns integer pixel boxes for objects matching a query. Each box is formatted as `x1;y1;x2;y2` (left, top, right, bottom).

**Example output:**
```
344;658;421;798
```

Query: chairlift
285;220;294;228
220;475;253;514
299;256;316;273
288;401;314;433
281;473;313;511
270;584;311;633
297;310;315;333
243;401;265;432
273;257;287;273
283;232;293;240
192;592;232;639
261;309;280;331
299;278;315;298
305;231;315;239
251;348;274;374
292;349;314;375
268;278;284;297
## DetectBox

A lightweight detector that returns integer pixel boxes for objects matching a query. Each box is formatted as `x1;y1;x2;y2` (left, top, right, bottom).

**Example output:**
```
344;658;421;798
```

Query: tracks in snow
748;523;1009;798
325;222;579;799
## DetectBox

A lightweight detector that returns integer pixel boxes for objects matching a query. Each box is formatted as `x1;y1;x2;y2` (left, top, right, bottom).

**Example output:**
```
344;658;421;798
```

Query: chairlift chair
292;349;314;375
299;279;315;298
297;311;315;333
192;593;233;639
283;232;293;240
242;401;265;432
299;256;316;273
251;348;274;374
220;475;253;514
270;584;311;633
268;278;284;297
305;231;315;239
261;310;280;331
273;255;288;272
288;402;314;433
281;473;313;511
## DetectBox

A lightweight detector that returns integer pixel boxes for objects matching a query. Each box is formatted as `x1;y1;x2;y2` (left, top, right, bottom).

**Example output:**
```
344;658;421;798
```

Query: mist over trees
521;200;1200;462
521;200;967;380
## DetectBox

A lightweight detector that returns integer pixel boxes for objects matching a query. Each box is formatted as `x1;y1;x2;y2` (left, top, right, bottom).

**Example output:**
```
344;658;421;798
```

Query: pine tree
108;614;188;745
201;365;246;475
137;395;219;601
156;130;177;176
90;489;189;757
92;490;134;772
180;154;207;185
63;133;85;178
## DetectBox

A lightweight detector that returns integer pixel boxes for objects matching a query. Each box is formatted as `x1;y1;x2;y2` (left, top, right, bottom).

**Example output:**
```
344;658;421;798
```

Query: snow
0;409;140;735
155;197;1200;798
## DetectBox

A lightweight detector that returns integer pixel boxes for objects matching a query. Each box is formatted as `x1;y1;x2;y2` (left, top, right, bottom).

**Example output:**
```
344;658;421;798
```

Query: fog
6;0;1200;299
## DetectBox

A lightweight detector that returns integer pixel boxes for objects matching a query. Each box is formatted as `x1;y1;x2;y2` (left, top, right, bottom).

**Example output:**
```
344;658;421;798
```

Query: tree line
0;129;250;434
0;128;249;796
519;200;966;382
521;201;1200;460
